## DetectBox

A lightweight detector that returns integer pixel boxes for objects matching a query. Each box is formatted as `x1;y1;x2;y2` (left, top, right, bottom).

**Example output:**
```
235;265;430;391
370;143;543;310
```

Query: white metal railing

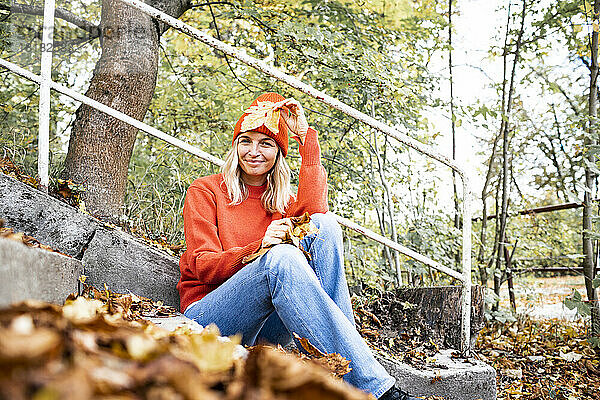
1;0;474;353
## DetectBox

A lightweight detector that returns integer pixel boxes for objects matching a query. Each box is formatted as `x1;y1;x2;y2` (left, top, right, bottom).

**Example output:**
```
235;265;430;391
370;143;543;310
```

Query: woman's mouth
245;159;263;165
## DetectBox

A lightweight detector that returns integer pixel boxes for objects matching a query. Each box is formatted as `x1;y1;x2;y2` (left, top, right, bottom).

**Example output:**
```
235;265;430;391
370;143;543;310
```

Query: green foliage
564;289;591;316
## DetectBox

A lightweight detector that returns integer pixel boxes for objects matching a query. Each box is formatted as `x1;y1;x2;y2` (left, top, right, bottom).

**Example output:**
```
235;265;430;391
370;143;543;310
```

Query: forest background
1;0;599;348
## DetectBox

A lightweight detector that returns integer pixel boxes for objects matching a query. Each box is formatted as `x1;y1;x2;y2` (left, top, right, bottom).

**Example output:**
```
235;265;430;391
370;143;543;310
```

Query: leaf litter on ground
477;317;600;400
0;285;374;400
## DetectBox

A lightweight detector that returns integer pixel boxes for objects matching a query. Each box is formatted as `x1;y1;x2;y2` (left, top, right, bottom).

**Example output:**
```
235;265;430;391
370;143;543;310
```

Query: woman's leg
303;212;355;325
256;212;354;345
184;243;394;398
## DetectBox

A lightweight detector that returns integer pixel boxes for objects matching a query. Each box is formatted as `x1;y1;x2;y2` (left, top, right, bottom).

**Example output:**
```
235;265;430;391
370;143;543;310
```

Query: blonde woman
178;93;418;400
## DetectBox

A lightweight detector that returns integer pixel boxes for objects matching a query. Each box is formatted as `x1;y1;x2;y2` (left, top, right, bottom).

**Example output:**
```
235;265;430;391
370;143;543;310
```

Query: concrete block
0;173;97;257
82;228;180;307
0;238;83;307
145;313;204;333
377;350;496;400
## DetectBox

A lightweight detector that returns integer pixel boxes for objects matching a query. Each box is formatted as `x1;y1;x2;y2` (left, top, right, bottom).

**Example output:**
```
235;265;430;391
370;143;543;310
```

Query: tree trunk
364;286;486;350
583;0;600;338
494;0;527;310
62;0;190;222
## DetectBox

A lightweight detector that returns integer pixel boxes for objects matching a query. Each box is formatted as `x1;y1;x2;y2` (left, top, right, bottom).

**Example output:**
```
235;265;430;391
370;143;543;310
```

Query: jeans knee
263;244;309;275
311;213;343;241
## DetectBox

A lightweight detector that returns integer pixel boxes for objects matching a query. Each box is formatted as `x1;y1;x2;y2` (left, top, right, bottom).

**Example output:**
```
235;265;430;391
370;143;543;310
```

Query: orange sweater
177;128;328;312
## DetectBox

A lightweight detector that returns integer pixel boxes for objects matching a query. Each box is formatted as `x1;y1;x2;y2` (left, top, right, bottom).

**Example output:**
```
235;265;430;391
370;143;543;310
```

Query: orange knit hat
233;92;289;157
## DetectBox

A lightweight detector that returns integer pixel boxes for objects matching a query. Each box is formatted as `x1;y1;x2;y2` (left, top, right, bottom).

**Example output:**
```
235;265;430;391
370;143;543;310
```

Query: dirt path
498;274;587;320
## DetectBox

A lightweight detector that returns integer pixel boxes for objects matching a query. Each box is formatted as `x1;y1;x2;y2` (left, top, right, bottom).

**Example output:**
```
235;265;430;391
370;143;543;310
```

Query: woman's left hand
276;98;308;145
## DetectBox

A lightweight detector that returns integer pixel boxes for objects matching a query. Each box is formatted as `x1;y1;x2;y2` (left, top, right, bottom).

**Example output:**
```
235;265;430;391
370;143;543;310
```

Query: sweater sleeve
180;186;262;285
286;127;329;216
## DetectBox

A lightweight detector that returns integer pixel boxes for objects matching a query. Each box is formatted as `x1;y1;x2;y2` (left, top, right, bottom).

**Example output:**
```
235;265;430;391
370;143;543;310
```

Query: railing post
38;0;55;192
460;176;473;355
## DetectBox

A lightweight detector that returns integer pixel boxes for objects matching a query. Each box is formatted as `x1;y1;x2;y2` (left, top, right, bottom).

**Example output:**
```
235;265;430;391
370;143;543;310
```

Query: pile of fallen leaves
0;157;38;187
0;290;370;400
477;318;600;400
75;284;180;320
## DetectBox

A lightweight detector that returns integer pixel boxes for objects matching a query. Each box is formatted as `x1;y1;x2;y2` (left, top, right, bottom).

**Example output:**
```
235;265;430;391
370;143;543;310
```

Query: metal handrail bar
37;0;55;192
0;59;224;167
0;56;463;284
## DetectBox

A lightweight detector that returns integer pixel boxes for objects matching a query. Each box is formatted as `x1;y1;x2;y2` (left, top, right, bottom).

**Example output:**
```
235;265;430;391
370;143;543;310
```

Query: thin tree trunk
371;101;401;285
583;0;600;338
478;1;513;288
504;243;517;312
494;0;527;309
62;0;190;222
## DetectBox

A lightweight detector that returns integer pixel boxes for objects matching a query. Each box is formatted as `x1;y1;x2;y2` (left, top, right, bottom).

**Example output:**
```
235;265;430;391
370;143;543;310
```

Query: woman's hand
262;218;293;247
275;98;308;144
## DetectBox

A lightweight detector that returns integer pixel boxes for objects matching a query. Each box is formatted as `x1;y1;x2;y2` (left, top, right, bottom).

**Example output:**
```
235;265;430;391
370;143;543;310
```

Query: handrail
0;0;474;353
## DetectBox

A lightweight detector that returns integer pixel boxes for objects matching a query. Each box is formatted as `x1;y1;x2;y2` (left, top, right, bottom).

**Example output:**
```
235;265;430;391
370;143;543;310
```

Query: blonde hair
221;137;294;214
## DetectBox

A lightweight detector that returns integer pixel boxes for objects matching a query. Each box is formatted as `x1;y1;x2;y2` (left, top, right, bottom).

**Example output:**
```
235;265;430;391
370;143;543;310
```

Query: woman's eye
261;141;274;147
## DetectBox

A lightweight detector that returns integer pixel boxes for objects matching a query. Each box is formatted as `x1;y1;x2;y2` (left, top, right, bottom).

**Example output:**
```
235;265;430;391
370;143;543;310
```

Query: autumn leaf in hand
243;212;318;263
240;101;281;134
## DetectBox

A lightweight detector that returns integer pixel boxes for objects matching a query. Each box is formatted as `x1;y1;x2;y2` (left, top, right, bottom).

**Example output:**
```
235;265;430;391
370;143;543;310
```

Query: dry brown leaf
293;332;326;358
243;212;318;263
0;326;62;364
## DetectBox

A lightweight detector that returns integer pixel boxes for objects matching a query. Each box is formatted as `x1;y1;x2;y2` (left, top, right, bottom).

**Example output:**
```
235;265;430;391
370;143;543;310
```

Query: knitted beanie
232;92;289;157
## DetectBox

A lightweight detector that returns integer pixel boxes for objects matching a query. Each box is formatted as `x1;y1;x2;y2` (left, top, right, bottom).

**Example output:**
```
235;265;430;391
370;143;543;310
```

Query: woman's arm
286;127;329;216
180;186;262;285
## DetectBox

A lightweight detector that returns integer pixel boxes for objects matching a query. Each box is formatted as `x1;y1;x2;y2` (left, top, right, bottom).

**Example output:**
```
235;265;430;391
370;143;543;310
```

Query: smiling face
237;131;279;186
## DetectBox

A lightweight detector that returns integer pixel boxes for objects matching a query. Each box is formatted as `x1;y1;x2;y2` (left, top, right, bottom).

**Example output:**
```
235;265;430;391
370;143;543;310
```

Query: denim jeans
184;213;395;398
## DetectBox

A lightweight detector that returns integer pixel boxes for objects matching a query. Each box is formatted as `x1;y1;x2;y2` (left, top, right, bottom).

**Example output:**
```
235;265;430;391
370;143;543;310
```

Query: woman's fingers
262;218;293;247
275;98;308;144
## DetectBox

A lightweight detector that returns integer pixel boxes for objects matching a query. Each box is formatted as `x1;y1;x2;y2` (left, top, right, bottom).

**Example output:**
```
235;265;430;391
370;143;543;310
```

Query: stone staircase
0;172;496;400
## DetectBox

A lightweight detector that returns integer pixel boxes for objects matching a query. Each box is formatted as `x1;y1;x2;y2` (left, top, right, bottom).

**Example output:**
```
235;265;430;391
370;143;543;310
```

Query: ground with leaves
0;289;369;400
477;317;599;400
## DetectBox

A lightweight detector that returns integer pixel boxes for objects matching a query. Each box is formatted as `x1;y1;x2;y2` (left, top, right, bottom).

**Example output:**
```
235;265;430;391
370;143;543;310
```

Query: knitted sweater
177;128;328;312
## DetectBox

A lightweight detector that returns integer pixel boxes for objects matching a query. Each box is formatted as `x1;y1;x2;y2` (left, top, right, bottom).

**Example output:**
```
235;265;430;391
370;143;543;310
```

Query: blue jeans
184;213;395;398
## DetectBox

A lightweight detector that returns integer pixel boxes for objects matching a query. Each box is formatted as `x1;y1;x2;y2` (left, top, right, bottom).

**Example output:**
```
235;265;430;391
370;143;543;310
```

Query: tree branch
2;3;100;38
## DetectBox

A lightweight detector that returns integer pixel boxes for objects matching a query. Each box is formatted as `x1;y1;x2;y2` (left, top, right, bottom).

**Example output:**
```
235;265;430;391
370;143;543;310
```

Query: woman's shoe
379;386;422;400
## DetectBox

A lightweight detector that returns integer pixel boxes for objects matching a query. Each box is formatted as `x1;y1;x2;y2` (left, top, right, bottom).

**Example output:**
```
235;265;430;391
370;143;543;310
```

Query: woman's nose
249;142;260;155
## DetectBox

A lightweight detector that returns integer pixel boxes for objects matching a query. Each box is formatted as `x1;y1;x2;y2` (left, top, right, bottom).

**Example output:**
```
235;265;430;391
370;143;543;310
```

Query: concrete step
378;352;496;400
0;173;181;307
0;238;82;306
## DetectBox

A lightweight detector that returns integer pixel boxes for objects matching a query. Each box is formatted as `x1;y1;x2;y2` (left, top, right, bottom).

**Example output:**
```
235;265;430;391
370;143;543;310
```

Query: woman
178;93;417;400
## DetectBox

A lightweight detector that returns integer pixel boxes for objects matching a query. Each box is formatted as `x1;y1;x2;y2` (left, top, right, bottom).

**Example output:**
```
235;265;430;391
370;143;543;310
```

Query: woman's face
237;131;279;185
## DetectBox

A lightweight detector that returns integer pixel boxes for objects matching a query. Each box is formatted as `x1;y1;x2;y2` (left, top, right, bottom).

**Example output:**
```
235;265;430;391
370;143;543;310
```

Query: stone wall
0;173;180;307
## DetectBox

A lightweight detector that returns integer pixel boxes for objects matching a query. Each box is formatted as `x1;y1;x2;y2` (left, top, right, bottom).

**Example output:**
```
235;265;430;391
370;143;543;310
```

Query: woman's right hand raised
262;218;292;247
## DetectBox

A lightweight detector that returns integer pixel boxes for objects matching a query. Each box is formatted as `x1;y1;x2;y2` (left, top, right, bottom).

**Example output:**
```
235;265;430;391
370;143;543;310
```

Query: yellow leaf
594;22;599;32
173;324;241;373
62;297;104;324
574;24;583;33
126;333;159;361
264;109;281;134
240;100;279;134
